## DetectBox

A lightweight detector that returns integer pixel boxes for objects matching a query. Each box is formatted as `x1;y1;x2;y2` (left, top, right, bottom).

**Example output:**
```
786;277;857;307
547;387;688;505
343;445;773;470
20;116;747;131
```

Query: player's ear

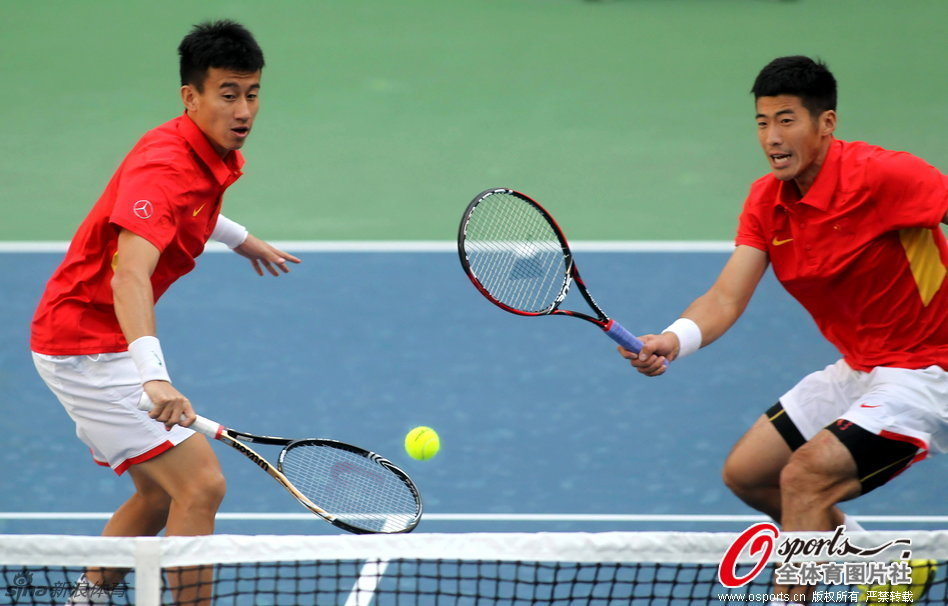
180;84;198;112
819;109;837;136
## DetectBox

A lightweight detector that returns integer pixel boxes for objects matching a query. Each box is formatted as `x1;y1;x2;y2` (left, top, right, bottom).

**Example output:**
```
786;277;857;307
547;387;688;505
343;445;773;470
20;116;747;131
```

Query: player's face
755;95;836;195
182;68;261;157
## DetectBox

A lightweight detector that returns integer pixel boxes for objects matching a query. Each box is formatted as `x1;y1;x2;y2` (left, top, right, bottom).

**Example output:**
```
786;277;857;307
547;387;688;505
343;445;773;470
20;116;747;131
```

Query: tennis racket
138;394;422;534
458;187;649;356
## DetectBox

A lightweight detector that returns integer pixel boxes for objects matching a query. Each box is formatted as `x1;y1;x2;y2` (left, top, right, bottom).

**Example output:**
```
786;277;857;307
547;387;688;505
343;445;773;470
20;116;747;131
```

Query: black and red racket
458;187;646;355
139;394;422;535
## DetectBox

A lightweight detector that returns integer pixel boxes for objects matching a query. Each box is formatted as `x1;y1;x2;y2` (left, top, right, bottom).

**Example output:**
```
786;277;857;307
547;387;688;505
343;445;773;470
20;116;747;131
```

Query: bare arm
112;230;161;342
111;229;195;427
679;244;770;346
620;245;769;376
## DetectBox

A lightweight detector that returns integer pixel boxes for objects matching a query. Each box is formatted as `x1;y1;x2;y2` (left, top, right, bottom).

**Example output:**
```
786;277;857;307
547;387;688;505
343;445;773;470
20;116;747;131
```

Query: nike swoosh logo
859;404;881;408
772;237;794;246
193;203;206;217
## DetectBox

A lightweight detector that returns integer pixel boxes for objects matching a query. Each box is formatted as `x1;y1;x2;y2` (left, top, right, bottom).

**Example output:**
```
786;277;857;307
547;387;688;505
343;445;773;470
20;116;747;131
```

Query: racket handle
603;319;670;367
137;392;223;439
602;319;645;353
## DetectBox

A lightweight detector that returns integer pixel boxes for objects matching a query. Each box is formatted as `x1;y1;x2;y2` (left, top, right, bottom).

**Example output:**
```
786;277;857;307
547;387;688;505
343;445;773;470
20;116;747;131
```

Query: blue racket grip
603;319;645;353
604;319;670;367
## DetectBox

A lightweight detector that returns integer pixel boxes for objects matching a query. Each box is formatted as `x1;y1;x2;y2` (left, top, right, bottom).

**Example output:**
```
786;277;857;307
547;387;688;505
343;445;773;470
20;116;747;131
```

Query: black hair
751;56;837;118
178;20;265;91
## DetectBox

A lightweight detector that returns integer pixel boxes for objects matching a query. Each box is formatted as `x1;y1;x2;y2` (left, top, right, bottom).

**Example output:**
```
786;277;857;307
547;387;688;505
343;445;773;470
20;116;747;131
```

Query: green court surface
2;0;946;241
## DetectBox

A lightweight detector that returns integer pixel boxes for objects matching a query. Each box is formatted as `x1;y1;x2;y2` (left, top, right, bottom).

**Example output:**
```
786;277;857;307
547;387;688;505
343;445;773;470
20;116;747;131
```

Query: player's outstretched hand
617;332;678;377
234;234;302;276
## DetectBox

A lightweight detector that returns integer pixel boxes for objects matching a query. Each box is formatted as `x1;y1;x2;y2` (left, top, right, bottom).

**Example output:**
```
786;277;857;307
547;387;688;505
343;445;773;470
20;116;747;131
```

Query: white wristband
128;336;172;384
211;214;249;249
663;318;702;359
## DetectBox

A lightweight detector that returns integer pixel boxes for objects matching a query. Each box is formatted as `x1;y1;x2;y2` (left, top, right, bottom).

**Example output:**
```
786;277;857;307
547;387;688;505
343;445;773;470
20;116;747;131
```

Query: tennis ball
405;426;440;461
858;559;937;606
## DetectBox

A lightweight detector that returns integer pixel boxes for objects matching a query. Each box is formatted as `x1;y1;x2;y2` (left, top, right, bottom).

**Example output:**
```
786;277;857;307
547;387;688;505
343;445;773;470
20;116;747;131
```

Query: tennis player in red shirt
620;56;947;602
30;20;300;604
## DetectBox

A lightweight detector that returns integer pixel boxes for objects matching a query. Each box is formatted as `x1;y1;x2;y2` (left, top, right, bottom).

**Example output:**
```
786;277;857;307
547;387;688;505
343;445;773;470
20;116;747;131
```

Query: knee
721;457;739;493
779;449;841;506
136;483;173;516
721;455;755;499
174;470;227;513
778;456;811;497
196;470;227;510
721;453;785;521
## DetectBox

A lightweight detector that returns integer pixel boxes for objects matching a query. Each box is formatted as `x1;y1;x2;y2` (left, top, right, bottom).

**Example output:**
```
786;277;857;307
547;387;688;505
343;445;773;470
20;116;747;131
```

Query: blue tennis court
2;247;945;536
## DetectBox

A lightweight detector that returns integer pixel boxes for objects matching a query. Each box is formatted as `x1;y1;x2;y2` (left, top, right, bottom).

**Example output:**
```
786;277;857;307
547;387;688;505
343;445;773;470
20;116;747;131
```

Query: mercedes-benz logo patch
133;200;153;219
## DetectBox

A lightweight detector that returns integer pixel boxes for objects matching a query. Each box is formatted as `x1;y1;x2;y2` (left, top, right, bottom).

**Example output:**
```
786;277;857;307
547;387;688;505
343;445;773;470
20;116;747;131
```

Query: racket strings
463;193;568;313
280;443;418;533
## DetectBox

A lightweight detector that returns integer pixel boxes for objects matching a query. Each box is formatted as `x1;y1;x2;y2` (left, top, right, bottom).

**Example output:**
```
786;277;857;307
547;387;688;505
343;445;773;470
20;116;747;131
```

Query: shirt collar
776;138;840;212
177;112;244;185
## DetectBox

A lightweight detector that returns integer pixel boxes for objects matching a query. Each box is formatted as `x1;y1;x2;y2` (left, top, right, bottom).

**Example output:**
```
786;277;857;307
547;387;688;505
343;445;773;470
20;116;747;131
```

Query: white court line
2;512;947;524
344;559;389;606
0;241;735;254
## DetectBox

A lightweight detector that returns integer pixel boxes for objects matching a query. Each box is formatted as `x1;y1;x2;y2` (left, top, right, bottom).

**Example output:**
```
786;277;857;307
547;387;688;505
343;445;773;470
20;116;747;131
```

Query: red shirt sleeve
735;180;770;251
867;150;948;230
109;158;178;252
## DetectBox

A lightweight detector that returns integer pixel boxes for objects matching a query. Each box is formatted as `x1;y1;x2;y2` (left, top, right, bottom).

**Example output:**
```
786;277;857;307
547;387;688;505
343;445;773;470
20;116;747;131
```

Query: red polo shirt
736;139;948;371
31;114;244;355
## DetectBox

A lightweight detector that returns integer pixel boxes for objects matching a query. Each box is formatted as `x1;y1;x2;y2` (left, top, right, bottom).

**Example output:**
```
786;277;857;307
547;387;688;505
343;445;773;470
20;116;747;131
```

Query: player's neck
792;137;834;197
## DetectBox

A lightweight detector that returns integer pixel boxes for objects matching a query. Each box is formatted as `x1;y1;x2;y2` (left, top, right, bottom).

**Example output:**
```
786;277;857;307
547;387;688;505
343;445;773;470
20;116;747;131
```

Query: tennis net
1;529;946;605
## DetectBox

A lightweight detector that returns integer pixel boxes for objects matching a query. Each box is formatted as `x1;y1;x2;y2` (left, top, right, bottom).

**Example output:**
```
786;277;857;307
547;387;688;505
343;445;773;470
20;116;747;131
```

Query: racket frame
214;427;422;534
139;397;422;535
458;187;619;330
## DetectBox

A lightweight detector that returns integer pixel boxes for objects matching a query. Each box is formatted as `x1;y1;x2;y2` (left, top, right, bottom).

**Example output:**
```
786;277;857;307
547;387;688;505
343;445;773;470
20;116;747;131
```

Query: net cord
2;531;947;605
3;531;948;568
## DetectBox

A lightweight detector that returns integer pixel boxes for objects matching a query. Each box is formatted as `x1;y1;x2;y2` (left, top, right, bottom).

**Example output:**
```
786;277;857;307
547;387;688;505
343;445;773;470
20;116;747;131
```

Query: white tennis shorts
32;351;194;475
780;359;948;457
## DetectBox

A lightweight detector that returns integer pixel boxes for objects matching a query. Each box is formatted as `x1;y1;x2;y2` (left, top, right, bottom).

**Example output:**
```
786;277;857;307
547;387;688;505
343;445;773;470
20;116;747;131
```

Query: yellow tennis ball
858;559;937;606
405;426;440;460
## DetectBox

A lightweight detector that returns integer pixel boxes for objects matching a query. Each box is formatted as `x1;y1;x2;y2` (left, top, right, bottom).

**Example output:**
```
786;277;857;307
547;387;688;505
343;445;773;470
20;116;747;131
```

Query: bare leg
138;434;225;606
85;435;225;605
777;429;861;601
82;470;173;591
721;414;792;521
722;414;852;526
